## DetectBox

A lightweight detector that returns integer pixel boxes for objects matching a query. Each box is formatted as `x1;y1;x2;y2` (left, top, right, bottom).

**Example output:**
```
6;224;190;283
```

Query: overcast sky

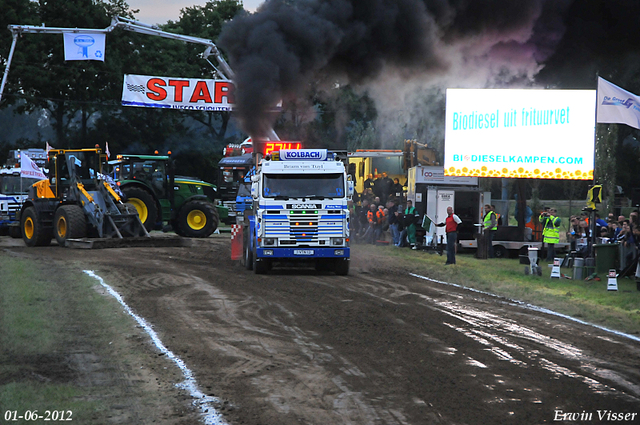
127;0;263;25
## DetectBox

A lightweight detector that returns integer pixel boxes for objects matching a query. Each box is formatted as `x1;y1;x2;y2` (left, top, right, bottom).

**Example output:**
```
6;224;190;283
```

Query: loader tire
122;187;157;231
177;201;219;238
21;206;52;247
54;205;87;247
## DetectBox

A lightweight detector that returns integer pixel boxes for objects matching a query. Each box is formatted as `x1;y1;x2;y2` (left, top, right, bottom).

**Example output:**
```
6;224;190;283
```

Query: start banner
122;74;235;111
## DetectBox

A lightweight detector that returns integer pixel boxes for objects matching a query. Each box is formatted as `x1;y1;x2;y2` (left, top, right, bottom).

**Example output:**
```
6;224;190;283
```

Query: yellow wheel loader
19;148;149;248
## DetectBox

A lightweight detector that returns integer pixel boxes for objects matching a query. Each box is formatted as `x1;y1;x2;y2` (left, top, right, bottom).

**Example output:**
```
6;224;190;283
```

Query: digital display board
254;141;303;156
444;89;596;180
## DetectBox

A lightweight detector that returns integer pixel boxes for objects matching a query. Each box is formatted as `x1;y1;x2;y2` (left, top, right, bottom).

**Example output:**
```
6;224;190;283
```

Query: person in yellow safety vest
483;204;498;258
539;207;561;261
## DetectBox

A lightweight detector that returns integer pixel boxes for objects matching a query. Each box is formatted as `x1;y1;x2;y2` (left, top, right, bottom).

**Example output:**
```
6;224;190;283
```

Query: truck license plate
294;250;314;255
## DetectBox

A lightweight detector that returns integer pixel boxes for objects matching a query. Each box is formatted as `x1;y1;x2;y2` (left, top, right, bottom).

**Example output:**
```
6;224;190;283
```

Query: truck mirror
347;180;354;197
251;182;259;199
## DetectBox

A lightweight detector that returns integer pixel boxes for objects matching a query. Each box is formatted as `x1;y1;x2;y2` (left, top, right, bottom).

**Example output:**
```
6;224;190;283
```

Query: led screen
444;89;596;180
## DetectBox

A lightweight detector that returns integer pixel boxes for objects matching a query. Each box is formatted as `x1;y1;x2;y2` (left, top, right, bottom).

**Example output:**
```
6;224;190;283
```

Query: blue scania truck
241;149;353;275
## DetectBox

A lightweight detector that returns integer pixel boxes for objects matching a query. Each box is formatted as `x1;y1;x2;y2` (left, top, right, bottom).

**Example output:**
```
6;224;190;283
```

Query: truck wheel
334;259;350;276
178;201;219;238
253;246;269;274
8;226;21;238
122;187;157;231
494;245;507;259
243;229;253;270
54;205;87;247
21;206;52;247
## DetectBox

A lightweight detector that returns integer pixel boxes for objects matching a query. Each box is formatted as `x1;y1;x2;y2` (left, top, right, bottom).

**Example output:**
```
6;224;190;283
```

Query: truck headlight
264;238;276;246
331;237;343;246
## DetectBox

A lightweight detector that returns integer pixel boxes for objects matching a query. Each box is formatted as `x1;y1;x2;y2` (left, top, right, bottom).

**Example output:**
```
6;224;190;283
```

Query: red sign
255;141;302;156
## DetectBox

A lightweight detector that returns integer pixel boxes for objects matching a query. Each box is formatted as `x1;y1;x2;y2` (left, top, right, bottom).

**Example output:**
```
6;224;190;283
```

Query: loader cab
49;149;104;197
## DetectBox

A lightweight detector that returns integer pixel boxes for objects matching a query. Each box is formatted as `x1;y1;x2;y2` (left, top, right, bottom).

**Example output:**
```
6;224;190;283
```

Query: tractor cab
111;156;169;200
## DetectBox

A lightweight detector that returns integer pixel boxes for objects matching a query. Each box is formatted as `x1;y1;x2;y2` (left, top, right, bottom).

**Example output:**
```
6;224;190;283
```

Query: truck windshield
263;174;345;199
0;175;42;194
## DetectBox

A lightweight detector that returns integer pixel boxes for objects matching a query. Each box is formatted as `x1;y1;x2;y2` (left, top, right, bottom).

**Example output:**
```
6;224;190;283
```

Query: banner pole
0;31;19;104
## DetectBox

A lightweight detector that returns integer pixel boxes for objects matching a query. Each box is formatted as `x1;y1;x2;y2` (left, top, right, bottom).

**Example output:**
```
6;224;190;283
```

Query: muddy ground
2;234;639;424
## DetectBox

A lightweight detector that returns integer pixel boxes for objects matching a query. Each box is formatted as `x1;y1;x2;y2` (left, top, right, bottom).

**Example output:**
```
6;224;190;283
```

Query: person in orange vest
491;204;502;226
375;205;387;241
362;203;378;244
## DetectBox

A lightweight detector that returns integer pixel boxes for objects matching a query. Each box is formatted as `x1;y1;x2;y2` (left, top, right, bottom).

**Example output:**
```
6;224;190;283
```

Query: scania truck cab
242;149;353;275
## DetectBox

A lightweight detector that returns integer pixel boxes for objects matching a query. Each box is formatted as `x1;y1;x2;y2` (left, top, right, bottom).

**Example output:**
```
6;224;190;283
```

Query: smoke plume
219;0;572;139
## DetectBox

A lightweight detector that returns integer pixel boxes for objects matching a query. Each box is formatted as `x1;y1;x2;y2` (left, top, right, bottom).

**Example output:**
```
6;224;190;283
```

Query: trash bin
585;257;596;277
594;243;619;275
573;257;584;281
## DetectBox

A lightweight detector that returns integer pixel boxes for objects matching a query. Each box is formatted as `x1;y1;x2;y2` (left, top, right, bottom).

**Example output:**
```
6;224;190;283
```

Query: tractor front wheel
122;187;158;231
54;205;87;247
177;201;219;238
21;207;52;247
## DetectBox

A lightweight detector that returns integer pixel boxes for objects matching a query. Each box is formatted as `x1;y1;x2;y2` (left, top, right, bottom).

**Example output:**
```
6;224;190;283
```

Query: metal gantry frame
0;16;234;103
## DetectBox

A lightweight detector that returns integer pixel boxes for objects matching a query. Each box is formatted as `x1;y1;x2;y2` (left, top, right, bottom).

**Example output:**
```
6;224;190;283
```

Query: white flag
596;77;640;130
63;33;105;61
45;142;53;154
105;141;110;159
20;152;47;180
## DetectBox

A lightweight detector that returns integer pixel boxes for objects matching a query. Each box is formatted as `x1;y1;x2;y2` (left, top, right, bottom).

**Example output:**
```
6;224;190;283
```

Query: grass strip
0;256;139;424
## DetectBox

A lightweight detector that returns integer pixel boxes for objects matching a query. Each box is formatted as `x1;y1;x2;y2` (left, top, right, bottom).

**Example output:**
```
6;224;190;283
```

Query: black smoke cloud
219;0;571;138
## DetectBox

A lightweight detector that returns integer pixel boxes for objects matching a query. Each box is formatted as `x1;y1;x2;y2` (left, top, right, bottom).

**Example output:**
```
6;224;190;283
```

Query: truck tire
177;201;219;238
253;246;269;274
334;258;350;276
243;228;253;270
494;245;507;259
122;186;157;231
21;206;52;247
8;226;21;238
54;205;87;247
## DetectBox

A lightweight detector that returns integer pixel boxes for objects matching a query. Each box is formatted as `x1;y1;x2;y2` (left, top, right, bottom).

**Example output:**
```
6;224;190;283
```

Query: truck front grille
263;210;345;245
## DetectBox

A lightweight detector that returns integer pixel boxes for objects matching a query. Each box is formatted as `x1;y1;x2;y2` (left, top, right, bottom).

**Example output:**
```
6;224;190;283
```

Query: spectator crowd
350;172;419;247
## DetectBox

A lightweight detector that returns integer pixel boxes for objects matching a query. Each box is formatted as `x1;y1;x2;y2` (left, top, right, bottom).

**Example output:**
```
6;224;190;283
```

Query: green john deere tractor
111;154;228;238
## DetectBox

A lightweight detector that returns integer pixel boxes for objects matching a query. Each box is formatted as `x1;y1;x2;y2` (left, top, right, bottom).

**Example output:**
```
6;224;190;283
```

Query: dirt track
3;234;639;424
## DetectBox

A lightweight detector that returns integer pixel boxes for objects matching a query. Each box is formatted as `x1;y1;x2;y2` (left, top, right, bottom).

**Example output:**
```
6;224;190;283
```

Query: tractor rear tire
122;187;157;231
177;201;219;238
21;206;52;247
54;205;87;247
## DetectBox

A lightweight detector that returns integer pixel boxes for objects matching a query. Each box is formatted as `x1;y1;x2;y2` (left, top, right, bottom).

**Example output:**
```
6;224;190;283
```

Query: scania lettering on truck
242;149;353;275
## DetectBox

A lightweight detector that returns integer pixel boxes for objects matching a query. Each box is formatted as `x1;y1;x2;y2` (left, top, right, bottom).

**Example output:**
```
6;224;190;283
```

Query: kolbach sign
122;74;235;111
